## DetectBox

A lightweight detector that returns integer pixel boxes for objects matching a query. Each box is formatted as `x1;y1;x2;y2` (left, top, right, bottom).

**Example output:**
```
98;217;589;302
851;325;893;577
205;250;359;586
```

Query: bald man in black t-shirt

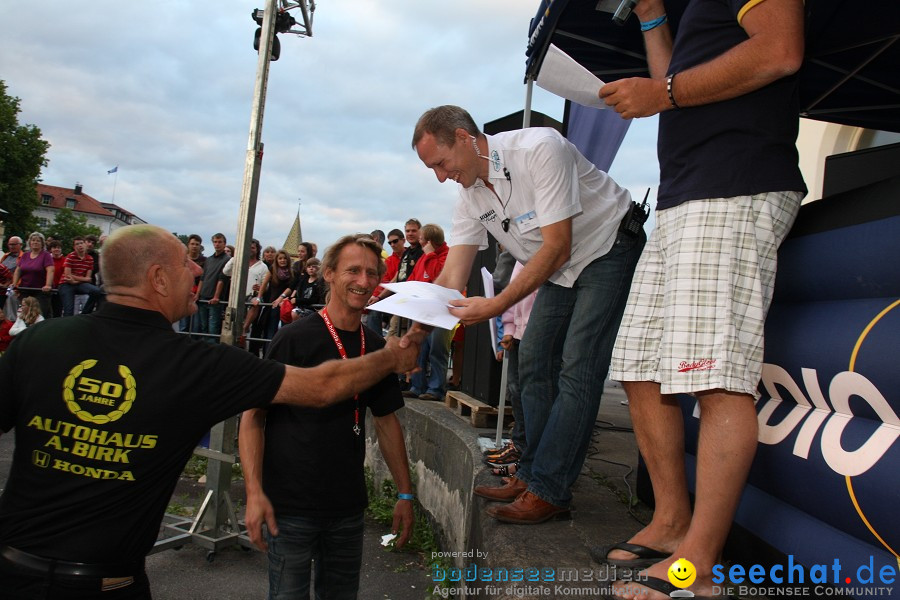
0;225;419;600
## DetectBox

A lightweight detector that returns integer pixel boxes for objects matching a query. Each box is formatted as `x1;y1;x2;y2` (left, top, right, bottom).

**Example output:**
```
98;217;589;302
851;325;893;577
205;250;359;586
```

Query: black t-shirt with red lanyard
261;311;403;518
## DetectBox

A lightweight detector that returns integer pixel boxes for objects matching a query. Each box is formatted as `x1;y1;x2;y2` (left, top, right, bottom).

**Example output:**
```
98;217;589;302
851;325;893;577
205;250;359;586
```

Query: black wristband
667;74;681;110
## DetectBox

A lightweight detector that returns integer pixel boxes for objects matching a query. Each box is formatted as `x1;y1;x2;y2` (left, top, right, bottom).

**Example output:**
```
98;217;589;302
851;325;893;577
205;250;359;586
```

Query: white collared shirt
449;128;632;287
223;257;270;296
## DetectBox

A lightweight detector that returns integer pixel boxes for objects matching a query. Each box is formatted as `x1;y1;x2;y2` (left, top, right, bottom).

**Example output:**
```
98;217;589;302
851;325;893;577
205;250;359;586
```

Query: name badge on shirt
513;210;538;233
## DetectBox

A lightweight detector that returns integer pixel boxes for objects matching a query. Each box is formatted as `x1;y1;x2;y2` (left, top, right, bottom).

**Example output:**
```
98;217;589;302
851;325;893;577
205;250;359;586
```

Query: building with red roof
34;182;147;234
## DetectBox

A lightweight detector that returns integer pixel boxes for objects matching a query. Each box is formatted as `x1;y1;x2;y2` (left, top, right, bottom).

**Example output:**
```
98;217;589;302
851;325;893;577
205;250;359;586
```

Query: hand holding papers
536;44;608;109
376;281;464;329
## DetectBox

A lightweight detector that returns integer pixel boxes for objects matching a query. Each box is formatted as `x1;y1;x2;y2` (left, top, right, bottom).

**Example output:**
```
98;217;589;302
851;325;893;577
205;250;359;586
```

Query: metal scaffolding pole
154;0;289;560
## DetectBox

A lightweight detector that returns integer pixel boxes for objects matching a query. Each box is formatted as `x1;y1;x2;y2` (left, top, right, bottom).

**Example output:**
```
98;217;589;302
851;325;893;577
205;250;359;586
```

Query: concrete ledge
366;398;484;565
367;386;650;599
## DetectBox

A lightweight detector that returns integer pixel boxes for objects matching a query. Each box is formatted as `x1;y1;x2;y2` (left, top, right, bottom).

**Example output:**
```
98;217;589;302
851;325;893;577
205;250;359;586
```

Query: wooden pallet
444;390;513;428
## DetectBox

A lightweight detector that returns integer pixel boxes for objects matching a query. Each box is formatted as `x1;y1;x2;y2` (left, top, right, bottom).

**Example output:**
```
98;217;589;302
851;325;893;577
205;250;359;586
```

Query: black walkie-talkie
621;188;651;236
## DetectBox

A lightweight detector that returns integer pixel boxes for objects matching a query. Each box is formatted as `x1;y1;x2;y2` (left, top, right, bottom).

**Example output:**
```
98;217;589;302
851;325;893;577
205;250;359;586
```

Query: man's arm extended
446;219;571;326
272;337;420;407
432;244;480;292
239;408;275;550
599;0;805;118
374;413;415;548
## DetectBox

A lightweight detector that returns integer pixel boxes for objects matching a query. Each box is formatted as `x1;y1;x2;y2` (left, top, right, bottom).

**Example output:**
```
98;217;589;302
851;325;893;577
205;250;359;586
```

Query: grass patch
182;454;208;479
364;467;451;597
166;493;195;516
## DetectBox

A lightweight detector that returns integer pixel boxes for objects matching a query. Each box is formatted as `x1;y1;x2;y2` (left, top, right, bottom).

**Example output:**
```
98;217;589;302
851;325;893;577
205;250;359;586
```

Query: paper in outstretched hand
375;281;464;329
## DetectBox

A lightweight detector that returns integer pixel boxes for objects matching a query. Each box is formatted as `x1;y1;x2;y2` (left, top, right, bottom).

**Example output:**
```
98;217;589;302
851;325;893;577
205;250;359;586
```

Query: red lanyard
320;308;365;435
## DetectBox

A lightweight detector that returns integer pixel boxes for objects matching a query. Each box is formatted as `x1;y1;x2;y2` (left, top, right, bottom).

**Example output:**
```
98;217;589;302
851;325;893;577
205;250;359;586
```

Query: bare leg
619;390;759;599
243;305;260;333
607;381;692;564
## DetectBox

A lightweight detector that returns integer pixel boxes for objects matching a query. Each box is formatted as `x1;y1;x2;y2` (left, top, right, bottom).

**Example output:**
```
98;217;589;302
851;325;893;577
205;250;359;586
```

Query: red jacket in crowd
373;252;402;298
409;242;449;284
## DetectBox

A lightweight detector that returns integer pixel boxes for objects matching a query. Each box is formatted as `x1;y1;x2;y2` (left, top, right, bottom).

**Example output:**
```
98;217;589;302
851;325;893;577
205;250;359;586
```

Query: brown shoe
473;477;527;502
486;491;570;524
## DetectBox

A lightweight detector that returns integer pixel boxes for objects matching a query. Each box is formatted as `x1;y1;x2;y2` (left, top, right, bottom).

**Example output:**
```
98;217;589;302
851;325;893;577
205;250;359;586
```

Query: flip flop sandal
590;541;670;569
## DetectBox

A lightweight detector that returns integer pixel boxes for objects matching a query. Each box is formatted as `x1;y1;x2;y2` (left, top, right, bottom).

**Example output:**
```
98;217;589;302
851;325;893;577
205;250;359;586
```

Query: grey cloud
2;0;657;248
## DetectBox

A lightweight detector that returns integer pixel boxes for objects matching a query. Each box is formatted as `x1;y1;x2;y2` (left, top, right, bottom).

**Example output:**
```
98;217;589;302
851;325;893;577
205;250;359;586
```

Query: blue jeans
409;327;451;397
58;282;102;316
178;305;200;334
195;301;223;342
265;513;365;600
263;306;281;343
516;231;645;507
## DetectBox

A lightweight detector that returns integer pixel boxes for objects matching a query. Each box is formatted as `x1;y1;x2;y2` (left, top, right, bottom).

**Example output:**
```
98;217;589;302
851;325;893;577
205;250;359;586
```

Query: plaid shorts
609;191;802;398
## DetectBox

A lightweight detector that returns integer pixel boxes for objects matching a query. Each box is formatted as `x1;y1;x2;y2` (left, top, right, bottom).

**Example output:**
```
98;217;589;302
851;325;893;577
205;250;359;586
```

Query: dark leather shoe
473;477;527;502
486;491;570;524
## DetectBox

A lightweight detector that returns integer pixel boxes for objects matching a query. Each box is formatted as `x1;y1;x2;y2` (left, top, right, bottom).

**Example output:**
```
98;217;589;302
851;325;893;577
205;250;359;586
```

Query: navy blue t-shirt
657;0;806;210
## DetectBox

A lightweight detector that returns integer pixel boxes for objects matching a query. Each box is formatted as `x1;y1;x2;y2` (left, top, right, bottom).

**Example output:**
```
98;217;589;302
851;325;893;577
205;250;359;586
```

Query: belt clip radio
620;188;650;237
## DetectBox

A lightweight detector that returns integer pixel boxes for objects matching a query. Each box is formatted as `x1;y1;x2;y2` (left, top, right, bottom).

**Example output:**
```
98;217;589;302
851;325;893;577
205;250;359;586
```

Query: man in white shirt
406;105;645;524
221;239;269;347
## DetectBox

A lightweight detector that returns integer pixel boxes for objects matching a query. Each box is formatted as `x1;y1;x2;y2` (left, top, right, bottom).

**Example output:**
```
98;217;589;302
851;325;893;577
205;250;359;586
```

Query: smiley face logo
667;558;697;589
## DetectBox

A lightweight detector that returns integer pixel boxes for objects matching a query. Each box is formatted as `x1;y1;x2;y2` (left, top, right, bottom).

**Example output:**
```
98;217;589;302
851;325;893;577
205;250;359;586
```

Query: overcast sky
1;0;660;253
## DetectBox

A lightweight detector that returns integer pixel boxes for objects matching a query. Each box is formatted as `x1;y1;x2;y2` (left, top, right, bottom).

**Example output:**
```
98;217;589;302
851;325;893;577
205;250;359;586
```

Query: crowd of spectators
1;232;105;325
0;221;460;378
0;219;471;411
1;219;466;426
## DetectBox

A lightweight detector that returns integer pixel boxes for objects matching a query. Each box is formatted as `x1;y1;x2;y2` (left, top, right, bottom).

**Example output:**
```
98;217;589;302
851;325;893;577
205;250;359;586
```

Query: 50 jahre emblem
62;360;137;424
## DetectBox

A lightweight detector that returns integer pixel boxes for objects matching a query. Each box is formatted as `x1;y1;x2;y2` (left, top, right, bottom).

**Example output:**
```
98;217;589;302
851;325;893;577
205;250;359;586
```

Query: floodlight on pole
225;0;316;347
251;0;315;61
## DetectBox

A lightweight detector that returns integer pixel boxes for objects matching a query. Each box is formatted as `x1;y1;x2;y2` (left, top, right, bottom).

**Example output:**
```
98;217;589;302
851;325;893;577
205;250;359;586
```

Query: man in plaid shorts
597;0;807;597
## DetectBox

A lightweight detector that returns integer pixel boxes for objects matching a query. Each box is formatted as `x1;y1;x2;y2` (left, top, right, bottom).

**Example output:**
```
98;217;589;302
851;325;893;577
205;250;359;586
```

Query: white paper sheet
536;44;607;109
481;267;499;356
376;281;464;329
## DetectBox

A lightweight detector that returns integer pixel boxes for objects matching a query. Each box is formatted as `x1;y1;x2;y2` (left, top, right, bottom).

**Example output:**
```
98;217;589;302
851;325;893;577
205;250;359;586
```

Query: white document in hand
481;267;499;356
536;44;607;109
377;281;464;329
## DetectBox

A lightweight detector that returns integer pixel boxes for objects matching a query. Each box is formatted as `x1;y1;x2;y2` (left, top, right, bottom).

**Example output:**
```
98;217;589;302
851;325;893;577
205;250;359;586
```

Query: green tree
0;80;50;240
45;208;103;254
